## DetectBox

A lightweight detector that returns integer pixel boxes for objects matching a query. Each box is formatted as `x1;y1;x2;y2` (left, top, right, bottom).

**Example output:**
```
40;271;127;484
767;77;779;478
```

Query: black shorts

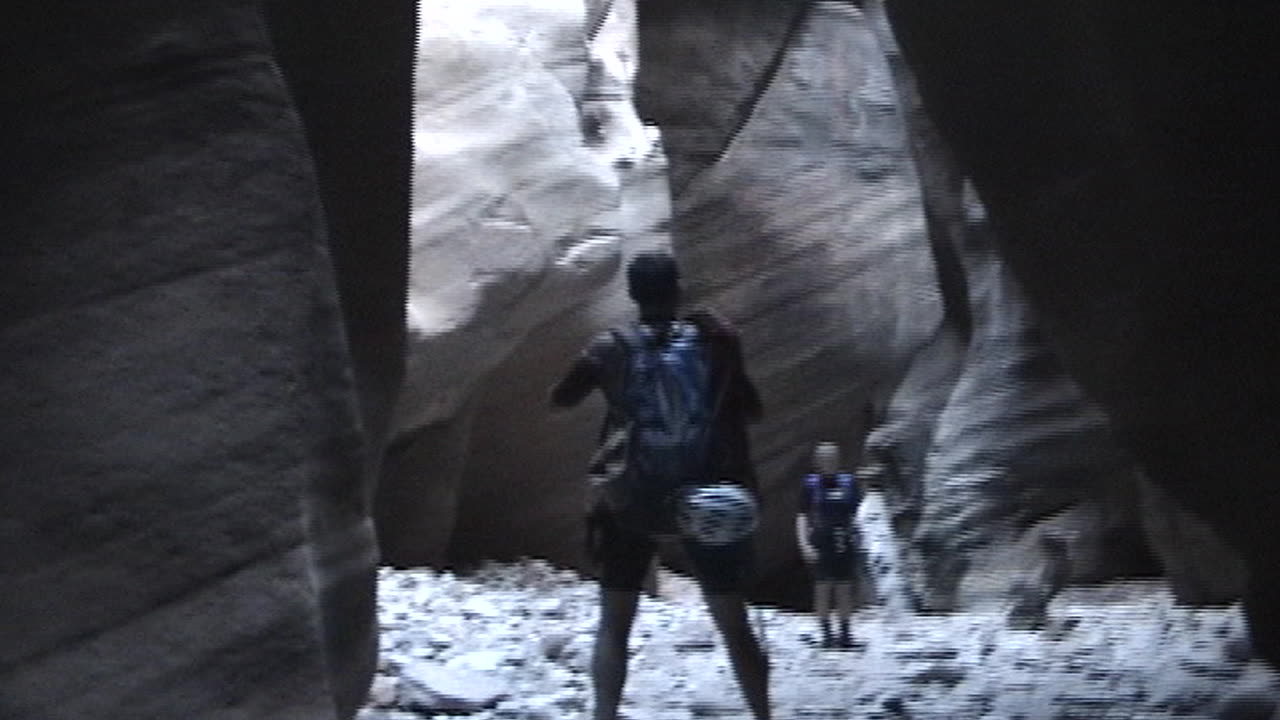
813;550;857;582
810;526;861;582
587;508;753;594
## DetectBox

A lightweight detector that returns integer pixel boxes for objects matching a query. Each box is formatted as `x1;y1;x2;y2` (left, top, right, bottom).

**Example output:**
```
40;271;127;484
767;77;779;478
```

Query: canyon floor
357;557;1280;720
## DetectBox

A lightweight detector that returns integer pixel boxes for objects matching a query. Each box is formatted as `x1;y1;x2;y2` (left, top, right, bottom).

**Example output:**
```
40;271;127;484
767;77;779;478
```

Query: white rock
425;631;454;650
461;596;503;618
534;597;567;617
446;648;512;673
355;710;420;720
399;659;510;713
366;674;399;707
496;693;564;720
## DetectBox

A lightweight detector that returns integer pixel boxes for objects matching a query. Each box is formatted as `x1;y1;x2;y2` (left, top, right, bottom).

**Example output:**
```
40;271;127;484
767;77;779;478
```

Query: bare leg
813;580;833;645
833;581;855;645
594;588;640;720
704;592;771;720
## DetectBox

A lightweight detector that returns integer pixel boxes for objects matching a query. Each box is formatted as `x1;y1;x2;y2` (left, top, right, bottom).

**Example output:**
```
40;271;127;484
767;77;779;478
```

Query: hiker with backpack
795;440;863;649
550;251;771;720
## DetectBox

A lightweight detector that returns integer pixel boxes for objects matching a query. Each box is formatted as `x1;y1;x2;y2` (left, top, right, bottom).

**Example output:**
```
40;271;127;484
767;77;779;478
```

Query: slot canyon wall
881;0;1280;654
1;3;416;718
385;0;1250;618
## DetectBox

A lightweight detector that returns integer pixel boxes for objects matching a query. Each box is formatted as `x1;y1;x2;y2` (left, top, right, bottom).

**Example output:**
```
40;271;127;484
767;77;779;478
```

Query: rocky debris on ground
360;559;1280;719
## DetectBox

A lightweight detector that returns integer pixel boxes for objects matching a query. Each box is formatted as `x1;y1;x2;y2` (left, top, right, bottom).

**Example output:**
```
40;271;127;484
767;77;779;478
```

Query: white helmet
677;484;759;546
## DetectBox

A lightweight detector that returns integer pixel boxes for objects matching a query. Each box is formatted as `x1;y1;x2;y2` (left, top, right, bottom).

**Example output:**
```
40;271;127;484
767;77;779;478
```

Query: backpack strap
611;320;678;382
681;321;733;483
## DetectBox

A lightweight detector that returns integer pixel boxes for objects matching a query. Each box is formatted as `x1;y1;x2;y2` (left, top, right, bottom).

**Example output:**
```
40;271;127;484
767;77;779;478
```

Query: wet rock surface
361;560;1280;719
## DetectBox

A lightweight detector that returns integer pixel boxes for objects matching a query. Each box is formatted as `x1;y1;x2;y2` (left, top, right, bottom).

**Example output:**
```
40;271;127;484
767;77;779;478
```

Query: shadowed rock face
882;0;1279;653
853;7;1173;607
1;4;413;718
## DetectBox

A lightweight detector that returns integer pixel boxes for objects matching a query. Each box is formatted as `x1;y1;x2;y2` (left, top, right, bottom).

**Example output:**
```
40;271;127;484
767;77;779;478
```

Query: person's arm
549;333;611;409
689;308;762;422
795;474;817;562
550;356;596;409
795;513;817;563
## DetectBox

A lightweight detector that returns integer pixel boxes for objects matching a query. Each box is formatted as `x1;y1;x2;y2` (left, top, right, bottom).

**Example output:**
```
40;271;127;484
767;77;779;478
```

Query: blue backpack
804;472;860;547
608;320;725;533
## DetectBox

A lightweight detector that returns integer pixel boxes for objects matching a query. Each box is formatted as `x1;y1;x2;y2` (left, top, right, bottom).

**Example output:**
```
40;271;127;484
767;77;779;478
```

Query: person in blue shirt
795;441;862;649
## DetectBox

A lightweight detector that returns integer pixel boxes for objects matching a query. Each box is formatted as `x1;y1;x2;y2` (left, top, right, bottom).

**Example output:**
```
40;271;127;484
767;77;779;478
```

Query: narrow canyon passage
5;2;1277;717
